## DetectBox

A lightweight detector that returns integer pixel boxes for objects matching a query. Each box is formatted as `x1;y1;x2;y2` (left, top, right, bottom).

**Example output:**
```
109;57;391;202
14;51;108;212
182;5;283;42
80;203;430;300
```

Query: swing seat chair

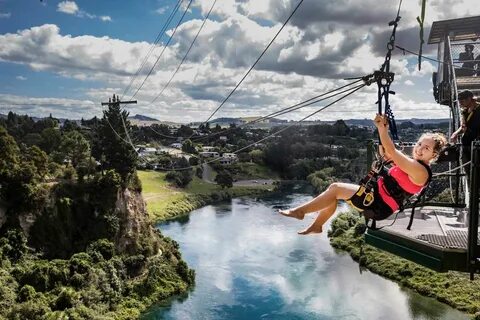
363;142;473;273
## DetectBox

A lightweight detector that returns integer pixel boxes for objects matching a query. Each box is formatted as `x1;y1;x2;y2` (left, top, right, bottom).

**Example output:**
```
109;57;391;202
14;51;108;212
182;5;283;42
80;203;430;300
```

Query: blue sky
0;0;478;122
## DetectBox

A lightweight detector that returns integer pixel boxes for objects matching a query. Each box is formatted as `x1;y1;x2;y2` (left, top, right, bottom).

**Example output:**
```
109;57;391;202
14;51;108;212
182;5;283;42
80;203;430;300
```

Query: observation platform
456;76;480;94
365;206;477;272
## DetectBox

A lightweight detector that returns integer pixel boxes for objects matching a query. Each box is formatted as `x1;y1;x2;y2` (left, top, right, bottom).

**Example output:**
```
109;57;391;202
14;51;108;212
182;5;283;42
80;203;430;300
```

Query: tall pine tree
97;95;137;182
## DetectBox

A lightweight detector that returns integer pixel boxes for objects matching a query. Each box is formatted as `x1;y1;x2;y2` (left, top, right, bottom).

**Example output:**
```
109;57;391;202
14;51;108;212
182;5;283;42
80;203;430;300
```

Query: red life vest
377;161;431;212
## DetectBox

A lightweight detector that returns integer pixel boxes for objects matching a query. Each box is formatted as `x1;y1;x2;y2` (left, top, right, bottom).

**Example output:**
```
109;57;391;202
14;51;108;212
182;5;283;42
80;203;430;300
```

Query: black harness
358;159;432;230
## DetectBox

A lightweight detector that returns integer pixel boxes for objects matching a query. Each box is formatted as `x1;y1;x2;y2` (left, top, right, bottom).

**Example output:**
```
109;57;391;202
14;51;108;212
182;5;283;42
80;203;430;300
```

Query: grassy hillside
138;170;272;222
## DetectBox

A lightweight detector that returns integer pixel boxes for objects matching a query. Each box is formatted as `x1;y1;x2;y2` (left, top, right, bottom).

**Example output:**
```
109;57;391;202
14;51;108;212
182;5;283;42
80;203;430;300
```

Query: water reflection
144;190;468;320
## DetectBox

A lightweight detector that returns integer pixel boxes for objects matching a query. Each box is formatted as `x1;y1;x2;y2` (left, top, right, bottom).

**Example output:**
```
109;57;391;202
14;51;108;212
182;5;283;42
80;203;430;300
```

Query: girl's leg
298;201;337;234
279;182;359;220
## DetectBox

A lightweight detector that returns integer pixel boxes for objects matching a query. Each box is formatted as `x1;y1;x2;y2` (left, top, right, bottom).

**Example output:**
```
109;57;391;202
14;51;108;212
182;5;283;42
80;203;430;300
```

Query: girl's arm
374;114;429;185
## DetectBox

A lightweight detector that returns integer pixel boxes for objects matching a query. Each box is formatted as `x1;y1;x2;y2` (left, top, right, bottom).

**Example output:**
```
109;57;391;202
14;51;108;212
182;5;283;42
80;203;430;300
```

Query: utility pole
101;94;137;107
100;94;137;146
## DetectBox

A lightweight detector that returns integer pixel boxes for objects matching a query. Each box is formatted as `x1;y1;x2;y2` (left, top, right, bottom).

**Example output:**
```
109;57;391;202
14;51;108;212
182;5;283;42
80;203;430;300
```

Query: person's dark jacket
461;103;480;148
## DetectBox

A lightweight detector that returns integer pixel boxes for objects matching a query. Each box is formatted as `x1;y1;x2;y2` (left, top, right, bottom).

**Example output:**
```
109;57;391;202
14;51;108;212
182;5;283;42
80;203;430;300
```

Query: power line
101;97;140;151
197;0;305;128
148;125;180;139
130;0;194;100
120;0;184;100
0;102;96;107
150;0;218;105
119;0;194;153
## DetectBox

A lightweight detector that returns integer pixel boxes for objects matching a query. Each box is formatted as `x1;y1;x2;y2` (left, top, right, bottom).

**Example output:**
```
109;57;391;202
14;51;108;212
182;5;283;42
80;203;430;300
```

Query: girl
279;114;447;235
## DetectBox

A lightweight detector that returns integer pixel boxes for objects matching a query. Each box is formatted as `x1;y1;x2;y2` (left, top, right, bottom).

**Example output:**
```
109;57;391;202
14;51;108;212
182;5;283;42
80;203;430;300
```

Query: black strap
407;160;432;230
365;160;432;231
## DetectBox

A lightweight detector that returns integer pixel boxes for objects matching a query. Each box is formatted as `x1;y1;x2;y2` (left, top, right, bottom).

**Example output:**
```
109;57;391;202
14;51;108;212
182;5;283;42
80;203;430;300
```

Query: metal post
468;141;480;280
454;144;461;205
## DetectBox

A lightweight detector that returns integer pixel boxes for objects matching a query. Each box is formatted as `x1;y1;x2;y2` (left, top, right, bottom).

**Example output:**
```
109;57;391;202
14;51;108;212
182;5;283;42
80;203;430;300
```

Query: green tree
177;125;193;137
40;127;62;154
188;156;199;166
215;170;233;189
25;145;49;179
62;119;79;132
0;127;39;213
249;149;264;164
59;131;91;168
97;96;137;182
333;120;350;136
22;133;43;147
0;126;20;177
182;139;197;154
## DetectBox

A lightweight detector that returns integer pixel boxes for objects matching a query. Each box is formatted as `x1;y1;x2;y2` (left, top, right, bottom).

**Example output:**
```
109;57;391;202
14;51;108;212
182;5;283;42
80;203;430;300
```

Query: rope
123;78;372;169
432;161;471;177
396;45;478;73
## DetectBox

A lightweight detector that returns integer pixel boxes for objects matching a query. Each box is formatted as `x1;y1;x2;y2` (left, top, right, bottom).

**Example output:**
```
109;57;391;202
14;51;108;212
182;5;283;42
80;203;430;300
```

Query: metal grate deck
416;230;479;249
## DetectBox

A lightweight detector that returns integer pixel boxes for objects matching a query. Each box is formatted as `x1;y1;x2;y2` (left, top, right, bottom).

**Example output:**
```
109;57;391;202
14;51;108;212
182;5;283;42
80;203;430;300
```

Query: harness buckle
363;191;375;206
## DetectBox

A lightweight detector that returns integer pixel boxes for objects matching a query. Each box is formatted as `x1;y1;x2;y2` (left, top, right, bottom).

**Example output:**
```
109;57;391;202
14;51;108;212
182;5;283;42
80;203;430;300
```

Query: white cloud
16;76;27;81
0;12;11;18
0;24;156;79
0;94;99;119
57;1;79;15
155;6;169;15
410;61;437;77
57;1;112;22
3;0;471;121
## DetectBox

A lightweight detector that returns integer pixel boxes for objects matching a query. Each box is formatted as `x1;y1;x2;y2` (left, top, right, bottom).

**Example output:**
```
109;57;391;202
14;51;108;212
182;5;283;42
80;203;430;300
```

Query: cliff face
18;178;160;259
114;188;160;255
0;185;195;319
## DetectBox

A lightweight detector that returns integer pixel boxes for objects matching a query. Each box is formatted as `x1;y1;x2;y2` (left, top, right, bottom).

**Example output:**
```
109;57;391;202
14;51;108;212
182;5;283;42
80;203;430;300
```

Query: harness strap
362;160;432;231
406;160;432;230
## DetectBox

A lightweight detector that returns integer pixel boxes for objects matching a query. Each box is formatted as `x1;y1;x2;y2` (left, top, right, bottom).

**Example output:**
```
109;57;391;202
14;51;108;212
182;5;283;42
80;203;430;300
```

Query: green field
138;170;271;222
229;162;280;180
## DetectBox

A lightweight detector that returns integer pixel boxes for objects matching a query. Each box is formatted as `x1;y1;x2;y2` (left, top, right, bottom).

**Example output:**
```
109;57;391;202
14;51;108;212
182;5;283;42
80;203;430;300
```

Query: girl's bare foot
298;221;323;235
278;209;305;220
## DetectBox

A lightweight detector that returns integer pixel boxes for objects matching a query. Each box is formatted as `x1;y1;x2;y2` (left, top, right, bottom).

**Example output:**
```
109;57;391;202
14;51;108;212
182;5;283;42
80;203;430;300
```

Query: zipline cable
120;77;368;165
149;83;367;171
118;0;194;151
144;79;364;142
150;0;218;105
120;0;184;100
129;0;194;100
195;0;305;130
192;80;366;142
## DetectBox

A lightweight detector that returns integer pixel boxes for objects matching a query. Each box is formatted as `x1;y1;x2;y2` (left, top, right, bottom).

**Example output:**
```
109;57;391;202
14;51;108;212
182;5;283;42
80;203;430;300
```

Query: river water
144;187;469;320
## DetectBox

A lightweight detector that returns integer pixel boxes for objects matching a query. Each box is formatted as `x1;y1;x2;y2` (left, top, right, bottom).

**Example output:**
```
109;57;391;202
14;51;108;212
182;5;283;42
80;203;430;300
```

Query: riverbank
329;211;480;319
138;170;275;222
